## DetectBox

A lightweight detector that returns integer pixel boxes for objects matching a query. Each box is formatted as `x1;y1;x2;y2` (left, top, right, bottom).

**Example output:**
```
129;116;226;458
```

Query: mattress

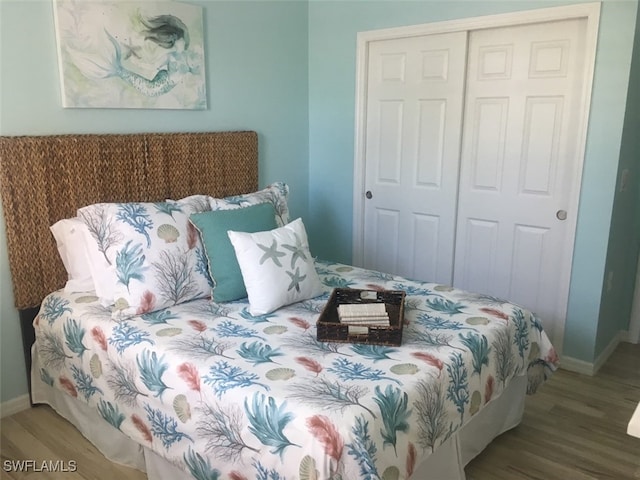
32;260;558;479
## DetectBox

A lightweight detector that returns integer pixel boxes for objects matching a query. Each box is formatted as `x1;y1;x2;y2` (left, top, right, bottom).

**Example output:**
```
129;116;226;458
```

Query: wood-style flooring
466;341;640;480
1;342;639;480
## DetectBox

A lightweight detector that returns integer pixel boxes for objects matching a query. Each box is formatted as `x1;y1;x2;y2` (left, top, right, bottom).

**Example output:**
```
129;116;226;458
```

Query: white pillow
227;218;324;315
49;218;95;293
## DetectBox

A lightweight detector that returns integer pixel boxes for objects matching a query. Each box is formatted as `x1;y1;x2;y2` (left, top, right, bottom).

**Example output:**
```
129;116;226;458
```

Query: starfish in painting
258;239;286;267
286;267;307;292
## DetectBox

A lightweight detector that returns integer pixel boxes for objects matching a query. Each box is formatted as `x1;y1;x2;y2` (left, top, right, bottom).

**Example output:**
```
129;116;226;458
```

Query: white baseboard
560;330;627;376
559;355;595;375
0;394;31;418
623;329;639;344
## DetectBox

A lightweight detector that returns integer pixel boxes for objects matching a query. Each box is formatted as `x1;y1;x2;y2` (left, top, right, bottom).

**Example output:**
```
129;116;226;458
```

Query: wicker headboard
0;131;258;310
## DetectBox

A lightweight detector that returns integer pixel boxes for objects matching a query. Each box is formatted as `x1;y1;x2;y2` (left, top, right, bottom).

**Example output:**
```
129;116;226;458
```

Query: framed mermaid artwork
53;0;207;109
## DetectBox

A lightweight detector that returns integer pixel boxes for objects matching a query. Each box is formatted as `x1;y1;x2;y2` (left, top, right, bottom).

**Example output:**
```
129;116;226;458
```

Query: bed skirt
31;345;526;479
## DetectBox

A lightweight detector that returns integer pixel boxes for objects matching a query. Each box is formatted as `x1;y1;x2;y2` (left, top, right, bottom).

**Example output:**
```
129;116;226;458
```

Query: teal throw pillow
190;202;278;302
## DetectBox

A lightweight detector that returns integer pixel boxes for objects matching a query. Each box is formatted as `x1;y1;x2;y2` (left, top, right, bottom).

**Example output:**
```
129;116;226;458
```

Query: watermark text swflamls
3;459;77;473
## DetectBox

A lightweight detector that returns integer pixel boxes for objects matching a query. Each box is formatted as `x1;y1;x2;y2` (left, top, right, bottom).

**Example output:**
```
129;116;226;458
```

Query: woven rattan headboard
0;131;258;310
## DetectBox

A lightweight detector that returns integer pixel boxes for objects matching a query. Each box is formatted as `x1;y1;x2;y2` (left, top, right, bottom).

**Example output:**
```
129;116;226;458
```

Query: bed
0;131;558;480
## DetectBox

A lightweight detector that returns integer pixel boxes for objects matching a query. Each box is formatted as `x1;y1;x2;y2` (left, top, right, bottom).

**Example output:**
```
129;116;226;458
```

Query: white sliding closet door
355;5;598;349
362;32;467;283
453;18;588;341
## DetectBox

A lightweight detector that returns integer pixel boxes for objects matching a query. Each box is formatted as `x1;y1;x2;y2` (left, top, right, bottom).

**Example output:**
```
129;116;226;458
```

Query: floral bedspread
34;261;558;480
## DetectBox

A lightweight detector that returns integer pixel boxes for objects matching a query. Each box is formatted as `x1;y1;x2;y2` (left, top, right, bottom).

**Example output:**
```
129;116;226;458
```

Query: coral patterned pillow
209;182;290;227
77;199;212;319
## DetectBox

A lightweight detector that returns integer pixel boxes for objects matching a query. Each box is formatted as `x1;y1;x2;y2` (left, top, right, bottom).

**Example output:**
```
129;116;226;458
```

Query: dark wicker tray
317;288;405;346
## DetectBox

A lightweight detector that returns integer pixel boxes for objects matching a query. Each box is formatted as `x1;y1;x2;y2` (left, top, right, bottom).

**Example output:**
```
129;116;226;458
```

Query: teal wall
307;0;639;363
0;0;309;403
596;0;640;357
1;0;639;404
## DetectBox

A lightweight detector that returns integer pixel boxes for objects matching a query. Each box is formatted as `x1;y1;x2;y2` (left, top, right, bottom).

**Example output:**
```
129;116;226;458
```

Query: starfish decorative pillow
227;218;324;314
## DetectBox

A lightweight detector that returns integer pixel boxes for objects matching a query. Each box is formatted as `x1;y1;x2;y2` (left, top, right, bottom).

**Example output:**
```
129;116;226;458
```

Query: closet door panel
362;31;467;283
454;18;588;344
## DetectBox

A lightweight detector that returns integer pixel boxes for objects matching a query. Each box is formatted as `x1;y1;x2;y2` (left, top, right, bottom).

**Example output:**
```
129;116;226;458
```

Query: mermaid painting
53;1;206;109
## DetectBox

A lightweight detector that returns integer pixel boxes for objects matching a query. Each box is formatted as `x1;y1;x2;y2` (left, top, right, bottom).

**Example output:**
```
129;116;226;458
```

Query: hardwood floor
466;341;640;480
1;342;639;480
1;403;145;480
